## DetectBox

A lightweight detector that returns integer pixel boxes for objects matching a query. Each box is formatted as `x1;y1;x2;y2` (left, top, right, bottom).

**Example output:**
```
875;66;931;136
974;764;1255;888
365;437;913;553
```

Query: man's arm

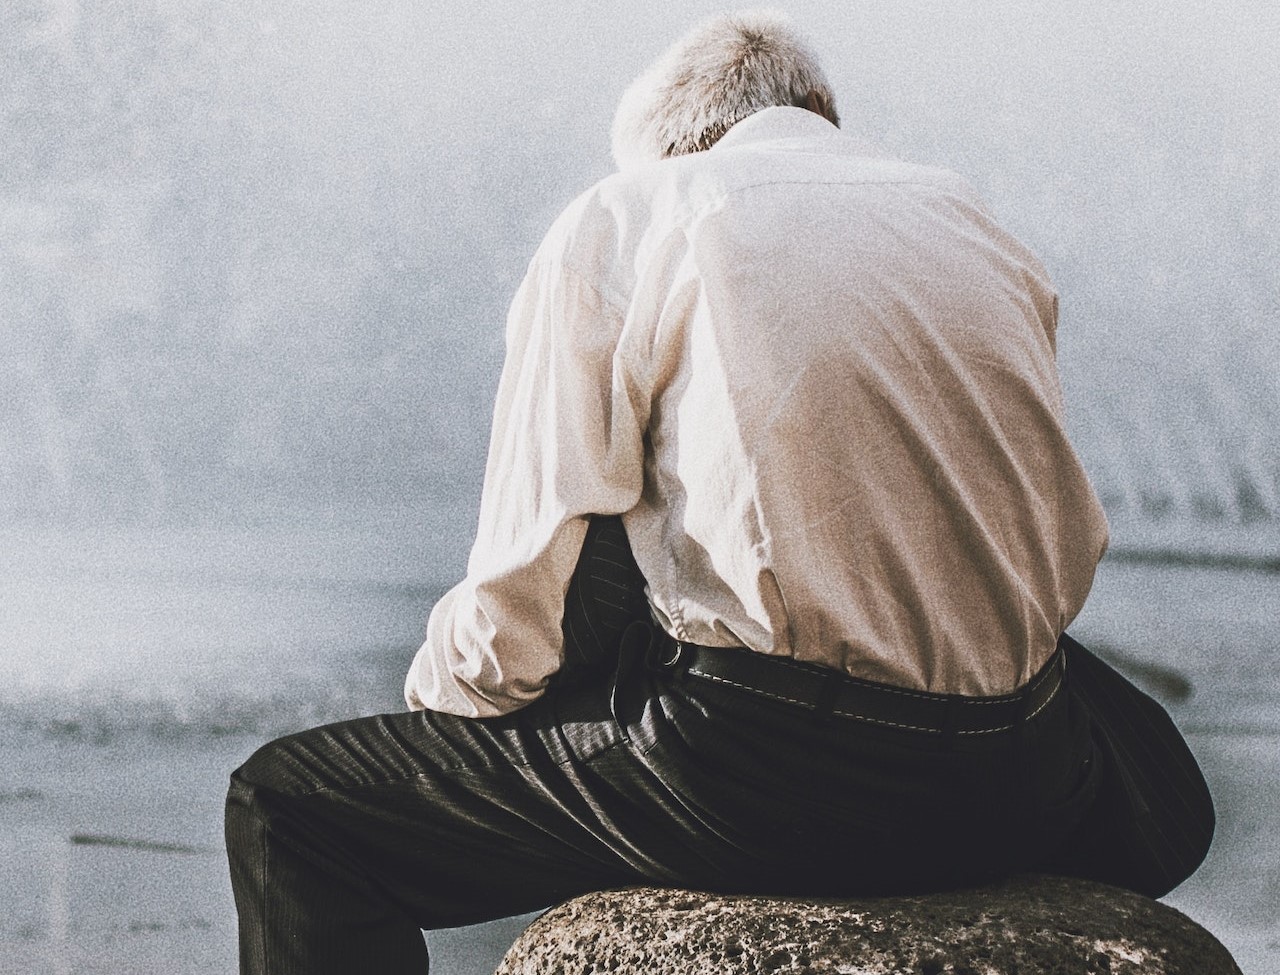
405;238;647;717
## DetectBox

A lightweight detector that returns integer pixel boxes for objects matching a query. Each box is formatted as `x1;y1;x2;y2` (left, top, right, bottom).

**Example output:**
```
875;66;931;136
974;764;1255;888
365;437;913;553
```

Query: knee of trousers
224;733;314;834
228;738;278;795
225;741;276;829
228;727;329;796
223;733;329;877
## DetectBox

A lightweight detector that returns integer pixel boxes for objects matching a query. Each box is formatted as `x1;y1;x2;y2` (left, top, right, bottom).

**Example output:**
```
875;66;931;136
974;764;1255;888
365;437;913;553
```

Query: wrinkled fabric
229;635;1096;975
229;519;1209;975
406;106;1109;717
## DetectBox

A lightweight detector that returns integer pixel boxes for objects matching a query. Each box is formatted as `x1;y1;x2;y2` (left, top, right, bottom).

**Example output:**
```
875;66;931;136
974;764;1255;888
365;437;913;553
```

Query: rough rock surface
496;875;1239;975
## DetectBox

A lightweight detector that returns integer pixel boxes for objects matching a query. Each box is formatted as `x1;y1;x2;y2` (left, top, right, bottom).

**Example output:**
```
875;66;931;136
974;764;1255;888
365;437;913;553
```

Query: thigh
1042;634;1214;897
229;672;743;930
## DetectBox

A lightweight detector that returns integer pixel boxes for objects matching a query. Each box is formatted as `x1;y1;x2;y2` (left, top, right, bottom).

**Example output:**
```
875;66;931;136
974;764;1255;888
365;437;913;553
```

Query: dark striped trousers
558;516;1214;898
1041;632;1215;897
225;516;1213;974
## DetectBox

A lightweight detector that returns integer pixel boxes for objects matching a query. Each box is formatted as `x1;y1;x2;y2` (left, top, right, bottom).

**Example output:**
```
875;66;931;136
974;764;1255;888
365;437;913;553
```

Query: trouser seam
253;747;618;804
252;794;271;975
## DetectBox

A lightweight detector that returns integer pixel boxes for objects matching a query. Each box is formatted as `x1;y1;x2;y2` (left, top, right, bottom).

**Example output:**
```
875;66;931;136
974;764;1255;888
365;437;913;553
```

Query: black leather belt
645;631;1066;736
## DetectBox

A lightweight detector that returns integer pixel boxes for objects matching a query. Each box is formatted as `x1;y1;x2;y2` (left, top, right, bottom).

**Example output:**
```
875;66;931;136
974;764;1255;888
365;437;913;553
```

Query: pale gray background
2;1;1277;973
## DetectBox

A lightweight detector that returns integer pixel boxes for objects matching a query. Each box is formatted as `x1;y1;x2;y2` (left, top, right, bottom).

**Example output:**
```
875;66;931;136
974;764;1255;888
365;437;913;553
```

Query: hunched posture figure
226;13;1213;974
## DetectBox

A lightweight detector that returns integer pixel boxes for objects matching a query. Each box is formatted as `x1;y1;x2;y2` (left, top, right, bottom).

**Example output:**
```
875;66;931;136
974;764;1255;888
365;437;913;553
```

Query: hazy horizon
3;0;1278;547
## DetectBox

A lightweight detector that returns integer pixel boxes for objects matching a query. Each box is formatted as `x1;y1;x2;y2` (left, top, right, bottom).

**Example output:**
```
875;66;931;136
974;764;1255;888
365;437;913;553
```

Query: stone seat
496;874;1239;975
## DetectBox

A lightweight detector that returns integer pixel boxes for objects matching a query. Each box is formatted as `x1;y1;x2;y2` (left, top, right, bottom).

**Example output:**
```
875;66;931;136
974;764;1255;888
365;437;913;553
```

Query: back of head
611;10;839;171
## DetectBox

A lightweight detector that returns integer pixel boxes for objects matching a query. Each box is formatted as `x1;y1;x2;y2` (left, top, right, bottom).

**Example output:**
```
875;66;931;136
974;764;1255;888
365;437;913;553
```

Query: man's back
538;105;1109;696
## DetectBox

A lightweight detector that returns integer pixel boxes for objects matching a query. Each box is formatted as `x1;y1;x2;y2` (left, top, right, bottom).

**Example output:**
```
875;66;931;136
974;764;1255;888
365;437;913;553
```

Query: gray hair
611;10;838;171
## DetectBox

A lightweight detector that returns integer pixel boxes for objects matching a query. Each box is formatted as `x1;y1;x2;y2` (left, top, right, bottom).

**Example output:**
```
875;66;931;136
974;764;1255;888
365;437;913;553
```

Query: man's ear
803;90;837;126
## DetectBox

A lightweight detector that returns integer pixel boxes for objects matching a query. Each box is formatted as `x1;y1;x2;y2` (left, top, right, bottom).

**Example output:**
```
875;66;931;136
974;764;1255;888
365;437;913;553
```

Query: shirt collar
711;106;884;158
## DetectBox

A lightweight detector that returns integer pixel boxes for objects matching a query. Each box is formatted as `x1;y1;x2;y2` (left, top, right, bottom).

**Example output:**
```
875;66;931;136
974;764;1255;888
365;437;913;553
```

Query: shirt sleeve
404;239;647;717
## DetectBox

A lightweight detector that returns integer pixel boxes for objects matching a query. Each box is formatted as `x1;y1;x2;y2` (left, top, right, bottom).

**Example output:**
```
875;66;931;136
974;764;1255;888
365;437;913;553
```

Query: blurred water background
2;1;1278;973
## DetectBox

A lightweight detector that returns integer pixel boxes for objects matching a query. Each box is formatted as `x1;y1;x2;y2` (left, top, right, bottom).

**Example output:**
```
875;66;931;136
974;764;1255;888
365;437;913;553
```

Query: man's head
611;10;838;171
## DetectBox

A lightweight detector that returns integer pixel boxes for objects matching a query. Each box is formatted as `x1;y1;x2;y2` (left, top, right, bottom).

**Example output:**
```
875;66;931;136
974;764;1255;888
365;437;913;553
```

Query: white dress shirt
405;106;1109;718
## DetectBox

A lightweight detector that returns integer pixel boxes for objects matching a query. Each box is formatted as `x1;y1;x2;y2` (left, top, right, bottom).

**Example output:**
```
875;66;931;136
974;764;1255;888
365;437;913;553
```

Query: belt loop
1019;648;1059;727
1013;672;1036;732
812;673;842;725
941;694;960;746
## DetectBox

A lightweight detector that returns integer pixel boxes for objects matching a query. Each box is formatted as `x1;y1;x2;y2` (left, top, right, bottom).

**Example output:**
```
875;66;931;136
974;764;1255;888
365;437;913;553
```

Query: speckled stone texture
495;875;1239;975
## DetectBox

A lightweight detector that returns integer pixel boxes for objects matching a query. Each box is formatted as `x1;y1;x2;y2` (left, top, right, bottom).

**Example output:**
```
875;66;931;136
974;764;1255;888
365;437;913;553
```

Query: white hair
611;10;838;171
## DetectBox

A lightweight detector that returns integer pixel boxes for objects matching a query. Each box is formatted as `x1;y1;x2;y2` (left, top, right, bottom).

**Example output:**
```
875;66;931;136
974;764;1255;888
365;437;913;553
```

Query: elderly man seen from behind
225;13;1213;975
